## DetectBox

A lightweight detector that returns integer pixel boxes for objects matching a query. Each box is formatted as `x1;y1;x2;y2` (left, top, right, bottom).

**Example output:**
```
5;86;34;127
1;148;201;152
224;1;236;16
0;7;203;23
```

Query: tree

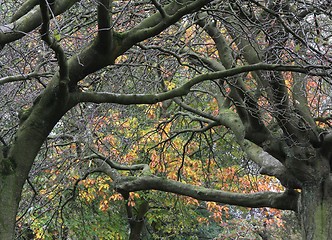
1;0;332;239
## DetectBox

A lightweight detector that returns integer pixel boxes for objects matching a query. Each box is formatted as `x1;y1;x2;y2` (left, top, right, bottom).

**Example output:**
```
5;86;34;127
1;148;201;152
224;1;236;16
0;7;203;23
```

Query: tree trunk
299;178;332;240
0;175;23;239
0;81;71;238
129;200;149;240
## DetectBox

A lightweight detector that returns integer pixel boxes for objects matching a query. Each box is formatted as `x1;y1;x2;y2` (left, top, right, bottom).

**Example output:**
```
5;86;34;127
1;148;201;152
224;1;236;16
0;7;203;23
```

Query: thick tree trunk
299;178;332;240
128;200;149;240
0;175;23;239
0;80;71;238
0;149;43;239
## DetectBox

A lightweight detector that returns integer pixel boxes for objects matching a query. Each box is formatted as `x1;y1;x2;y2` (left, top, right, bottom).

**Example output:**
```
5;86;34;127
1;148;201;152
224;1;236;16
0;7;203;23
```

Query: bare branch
39;0;69;82
173;97;219;122
249;0;332;63
0;72;51;86
0;60;51;85
87;147;300;209
137;44;200;72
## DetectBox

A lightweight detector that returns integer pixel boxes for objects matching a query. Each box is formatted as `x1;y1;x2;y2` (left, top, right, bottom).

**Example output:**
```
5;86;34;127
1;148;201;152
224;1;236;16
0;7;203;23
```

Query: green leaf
53;30;61;41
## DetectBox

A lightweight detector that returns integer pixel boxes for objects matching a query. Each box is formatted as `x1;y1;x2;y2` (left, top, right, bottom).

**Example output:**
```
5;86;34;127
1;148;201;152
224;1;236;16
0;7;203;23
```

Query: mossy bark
299;179;332;240
0;174;22;239
0;76;70;238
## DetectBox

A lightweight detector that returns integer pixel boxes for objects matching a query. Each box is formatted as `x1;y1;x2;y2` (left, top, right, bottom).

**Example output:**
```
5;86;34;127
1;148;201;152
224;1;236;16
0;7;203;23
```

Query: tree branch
0;0;79;46
70;63;318;105
113;175;299;211
151;0;167;18
88;151;299;210
173;97;219;122
242;140;301;189
249;0;332;63
119;0;212;53
97;0;112;53
39;0;69;82
88;152;151;176
0;72;51;86
11;0;39;22
195;14;270;143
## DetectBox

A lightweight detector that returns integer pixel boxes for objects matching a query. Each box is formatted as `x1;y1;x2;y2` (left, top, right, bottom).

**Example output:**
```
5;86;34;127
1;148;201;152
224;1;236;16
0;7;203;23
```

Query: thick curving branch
196;12;234;69
70;63;316;105
195;14;270;144
87;152;151;177
91;153;299;210
11;0;39;22
242;140;301;189
113;175;299;211
65;0;213;88
119;0;212;53
0;0;79;46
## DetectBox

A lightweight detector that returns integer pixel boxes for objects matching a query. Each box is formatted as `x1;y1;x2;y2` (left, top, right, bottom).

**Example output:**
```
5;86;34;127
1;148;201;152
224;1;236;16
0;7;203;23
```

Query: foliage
1;0;332;239
16;103;296;239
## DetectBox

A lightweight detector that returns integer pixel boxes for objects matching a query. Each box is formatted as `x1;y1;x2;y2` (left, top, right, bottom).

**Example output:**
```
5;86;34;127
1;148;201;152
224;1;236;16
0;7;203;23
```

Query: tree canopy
1;0;332;239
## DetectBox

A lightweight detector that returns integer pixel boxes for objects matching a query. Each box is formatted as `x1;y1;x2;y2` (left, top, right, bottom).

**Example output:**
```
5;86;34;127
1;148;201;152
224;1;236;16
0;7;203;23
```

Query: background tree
0;0;332;239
